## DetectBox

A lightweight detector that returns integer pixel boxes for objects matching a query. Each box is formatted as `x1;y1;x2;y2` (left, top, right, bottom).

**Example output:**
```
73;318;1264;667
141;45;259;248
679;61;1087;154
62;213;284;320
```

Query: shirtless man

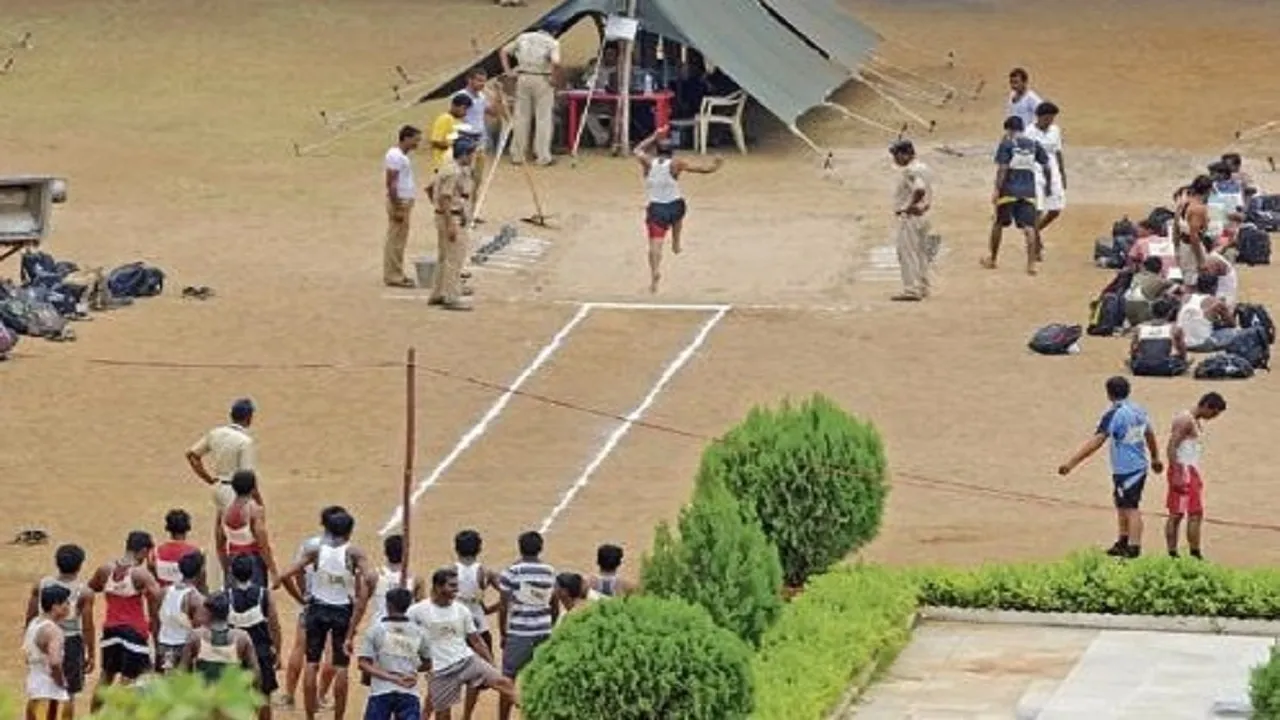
88;531;163;709
216;470;279;590
26;544;95;719
1165;392;1228;559
633;125;724;293
1176;175;1213;284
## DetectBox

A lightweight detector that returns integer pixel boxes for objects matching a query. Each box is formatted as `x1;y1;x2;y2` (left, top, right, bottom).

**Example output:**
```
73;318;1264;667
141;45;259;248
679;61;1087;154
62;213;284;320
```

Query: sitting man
1127;219;1177;276
1177;274;1234;352
1124;256;1174;326
1130;298;1188;376
1202;240;1239;309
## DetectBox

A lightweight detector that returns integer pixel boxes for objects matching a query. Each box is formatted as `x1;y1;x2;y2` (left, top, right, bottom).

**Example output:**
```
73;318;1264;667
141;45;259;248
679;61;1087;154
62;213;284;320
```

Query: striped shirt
498;560;556;637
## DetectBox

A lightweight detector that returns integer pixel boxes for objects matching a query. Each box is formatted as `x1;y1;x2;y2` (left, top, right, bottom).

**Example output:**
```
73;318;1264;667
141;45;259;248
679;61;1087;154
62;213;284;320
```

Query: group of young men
1058;377;1227;560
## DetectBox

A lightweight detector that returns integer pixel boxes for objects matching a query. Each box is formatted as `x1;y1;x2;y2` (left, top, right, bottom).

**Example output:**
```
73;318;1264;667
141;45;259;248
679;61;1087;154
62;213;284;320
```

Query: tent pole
856;73;935;132
615;0;638;153
822;102;904;136
570;42;609;162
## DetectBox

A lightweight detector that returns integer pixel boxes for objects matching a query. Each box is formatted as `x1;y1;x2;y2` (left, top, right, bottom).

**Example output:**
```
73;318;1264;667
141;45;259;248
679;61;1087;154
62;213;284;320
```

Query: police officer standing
430;127;482;311
500;19;561;166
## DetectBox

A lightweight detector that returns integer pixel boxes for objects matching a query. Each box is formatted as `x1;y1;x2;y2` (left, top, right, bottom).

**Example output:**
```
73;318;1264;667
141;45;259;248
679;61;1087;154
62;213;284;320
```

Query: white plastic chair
696;90;747;155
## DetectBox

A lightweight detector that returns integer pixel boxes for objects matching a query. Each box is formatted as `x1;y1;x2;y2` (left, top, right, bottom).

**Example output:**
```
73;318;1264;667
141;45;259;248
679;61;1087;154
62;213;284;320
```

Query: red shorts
1165;464;1204;516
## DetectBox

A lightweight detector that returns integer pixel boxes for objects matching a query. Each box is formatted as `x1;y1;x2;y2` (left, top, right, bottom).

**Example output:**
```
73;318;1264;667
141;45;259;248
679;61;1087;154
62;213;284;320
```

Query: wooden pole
401;347;416;589
615;0;638;153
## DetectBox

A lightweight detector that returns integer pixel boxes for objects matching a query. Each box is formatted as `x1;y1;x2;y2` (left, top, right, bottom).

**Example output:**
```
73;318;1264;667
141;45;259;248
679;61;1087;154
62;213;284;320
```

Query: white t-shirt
408;600;476;672
1006;89;1042;129
1024;124;1063;193
384;147;416;201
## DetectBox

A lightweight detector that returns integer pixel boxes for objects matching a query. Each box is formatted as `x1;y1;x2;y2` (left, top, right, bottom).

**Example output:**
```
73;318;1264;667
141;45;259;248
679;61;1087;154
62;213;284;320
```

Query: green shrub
1253;646;1280;719
917;550;1280;617
701;394;888;586
93;668;264;719
522;595;754;720
641;475;784;647
751;565;917;720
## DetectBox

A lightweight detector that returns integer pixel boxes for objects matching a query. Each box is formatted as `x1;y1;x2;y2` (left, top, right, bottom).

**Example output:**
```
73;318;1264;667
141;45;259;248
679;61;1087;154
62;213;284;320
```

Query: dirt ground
3;0;1280;713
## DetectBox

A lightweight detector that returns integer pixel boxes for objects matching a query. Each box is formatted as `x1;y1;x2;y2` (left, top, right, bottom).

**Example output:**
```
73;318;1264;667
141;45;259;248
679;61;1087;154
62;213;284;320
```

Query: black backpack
1093;235;1134;270
1236;303;1277;346
1194;352;1255;380
1236;225;1272;266
1112;216;1137;239
1131;354;1188;377
1148;207;1176;232
1224;326;1271;371
107;262;165;298
1029;323;1082;355
1246;195;1280;232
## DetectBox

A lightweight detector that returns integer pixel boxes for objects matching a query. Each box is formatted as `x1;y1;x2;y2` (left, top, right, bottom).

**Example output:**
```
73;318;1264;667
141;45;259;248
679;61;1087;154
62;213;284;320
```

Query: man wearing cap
500;20;561;166
889;139;937;301
430;129;481;310
186;399;262;518
431;94;474;174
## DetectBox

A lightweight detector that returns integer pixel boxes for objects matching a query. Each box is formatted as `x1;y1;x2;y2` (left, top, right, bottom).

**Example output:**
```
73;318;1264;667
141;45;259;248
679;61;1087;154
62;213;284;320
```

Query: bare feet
1026;260;1039;276
650;273;661;293
980;256;997;270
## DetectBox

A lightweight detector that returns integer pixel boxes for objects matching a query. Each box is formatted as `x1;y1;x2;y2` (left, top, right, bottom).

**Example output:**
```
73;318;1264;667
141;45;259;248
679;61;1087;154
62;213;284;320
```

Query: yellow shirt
430;113;461;171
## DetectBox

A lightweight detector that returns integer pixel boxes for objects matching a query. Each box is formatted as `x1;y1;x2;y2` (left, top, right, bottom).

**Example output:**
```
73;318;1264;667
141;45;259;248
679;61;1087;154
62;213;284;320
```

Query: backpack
1224;326;1270;371
107;262;165;298
1236;303;1276;345
20;251;77;289
1246;194;1280;232
1112;216;1137;240
0;297;67;338
1194;352;1255;380
0;321;16;358
1148;207;1176;232
1028;323;1082;355
1236;225;1272;266
1130;354;1188;377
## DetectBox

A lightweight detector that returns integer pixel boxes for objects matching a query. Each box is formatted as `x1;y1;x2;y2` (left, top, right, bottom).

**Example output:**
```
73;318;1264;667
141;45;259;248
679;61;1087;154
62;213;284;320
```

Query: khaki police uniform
893;159;936;299
431;160;474;304
504;30;560;164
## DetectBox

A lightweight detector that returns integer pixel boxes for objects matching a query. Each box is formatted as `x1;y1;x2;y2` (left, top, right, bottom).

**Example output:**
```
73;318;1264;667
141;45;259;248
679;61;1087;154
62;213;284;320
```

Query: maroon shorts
1166;464;1204;516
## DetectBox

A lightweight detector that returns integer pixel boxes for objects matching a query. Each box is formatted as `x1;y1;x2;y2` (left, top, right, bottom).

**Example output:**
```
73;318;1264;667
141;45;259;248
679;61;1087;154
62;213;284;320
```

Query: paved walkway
850;621;1274;719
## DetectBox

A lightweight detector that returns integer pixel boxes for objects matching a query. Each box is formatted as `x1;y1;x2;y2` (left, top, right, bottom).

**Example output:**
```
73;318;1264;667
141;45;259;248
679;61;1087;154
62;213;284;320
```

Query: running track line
538;306;731;534
377;303;593;536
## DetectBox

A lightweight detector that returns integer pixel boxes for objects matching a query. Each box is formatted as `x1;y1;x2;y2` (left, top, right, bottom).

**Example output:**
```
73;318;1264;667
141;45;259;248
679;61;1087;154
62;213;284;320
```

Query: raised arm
676;156;724;176
632;128;661;170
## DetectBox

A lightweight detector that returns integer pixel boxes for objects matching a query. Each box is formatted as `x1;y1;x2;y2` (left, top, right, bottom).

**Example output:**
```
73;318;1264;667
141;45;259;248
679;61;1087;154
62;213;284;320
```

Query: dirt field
3;0;1280;713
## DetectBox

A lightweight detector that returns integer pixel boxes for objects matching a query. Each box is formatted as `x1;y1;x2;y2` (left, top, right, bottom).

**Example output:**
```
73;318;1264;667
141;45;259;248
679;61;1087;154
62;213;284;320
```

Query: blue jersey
995;135;1048;201
1095;401;1151;476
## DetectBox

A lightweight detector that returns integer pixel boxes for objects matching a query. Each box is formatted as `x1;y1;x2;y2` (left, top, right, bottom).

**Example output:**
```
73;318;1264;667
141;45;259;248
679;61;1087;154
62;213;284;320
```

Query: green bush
1253;646;1280;719
917;551;1280;618
93;668;264;719
701;394;888;586
751;565;918;720
641;474;784;647
522;595;754;720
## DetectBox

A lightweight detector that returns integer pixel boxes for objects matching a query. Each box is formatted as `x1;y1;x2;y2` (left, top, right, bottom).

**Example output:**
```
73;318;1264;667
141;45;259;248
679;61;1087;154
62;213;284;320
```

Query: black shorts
101;626;152;680
996;199;1038;229
1113;470;1147;509
63;634;85;694
304;602;353;667
253;640;279;695
645;199;688;237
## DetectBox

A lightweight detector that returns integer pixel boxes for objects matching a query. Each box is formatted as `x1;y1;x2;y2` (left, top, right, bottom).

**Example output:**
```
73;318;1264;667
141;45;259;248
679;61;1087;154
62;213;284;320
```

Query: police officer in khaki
430;127;481;311
500;19;561;166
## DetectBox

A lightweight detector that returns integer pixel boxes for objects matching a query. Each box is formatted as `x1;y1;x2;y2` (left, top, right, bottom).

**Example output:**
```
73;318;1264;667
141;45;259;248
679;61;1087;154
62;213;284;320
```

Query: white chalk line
377;303;593;536
538;306;731;534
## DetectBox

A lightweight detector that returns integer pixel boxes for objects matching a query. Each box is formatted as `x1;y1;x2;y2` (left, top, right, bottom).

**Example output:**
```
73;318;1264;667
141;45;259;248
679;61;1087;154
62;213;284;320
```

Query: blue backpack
107;262;165;298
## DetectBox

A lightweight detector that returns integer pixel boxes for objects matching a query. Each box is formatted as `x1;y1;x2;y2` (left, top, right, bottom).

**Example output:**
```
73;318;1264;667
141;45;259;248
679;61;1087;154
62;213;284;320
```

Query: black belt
435;210;465;216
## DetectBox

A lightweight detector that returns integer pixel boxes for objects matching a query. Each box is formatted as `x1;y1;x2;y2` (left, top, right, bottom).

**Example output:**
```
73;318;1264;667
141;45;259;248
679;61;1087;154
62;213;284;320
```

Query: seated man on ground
1203;240;1239;310
1127;220;1177;277
1177;275;1234;352
1130;298;1188;376
1125;256;1175;326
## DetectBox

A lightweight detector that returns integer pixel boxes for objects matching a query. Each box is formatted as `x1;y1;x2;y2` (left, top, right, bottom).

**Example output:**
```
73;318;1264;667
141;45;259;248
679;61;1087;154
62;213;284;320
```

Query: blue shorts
363;691;421;720
1112;470;1146;509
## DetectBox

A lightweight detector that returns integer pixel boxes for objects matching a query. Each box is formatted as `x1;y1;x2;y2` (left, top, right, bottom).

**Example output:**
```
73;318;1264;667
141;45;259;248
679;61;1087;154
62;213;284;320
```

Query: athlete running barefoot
633;125;723;293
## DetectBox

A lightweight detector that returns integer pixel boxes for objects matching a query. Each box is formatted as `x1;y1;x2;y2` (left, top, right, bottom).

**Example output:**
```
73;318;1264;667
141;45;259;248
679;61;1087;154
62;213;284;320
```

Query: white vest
312;543;354;606
158;585;195;646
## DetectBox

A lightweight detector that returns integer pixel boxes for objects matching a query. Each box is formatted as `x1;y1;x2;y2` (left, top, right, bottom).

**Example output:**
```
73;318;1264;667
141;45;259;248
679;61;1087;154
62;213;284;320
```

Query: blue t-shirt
994;135;1048;200
1095;400;1151;477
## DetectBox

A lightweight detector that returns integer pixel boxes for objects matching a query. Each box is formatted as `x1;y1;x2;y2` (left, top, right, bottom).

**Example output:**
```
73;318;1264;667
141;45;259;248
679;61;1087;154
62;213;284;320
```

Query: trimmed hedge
700;394;888;587
917;551;1280;618
521;595;755;720
641;474;784;647
1253;646;1280;719
751;565;917;720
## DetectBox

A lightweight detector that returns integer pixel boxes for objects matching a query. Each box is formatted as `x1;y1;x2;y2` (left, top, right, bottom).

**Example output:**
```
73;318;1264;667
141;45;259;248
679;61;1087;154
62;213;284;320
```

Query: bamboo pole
400;347;416;589
615;0;638;153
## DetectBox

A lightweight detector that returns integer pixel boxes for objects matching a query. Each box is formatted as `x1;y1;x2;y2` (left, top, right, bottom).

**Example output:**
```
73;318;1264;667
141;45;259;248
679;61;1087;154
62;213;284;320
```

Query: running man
178;592;260;687
984;115;1051;275
155;552;206;674
1025;101;1066;235
496;531;558;720
25;584;73;720
454;529;499;720
228;554;282;720
281;507;341;712
587;543;635;598
412;567;519;720
87;531;163;709
26;544;94;719
275;509;373;720
359;587;428;720
216;470;279;590
633;125;724;293
1165;392;1228;559
151;509;206;592
1058;376;1164;558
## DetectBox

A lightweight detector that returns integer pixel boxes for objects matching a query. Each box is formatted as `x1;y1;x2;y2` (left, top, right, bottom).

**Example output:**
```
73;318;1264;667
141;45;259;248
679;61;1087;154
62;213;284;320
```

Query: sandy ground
3;0;1280;714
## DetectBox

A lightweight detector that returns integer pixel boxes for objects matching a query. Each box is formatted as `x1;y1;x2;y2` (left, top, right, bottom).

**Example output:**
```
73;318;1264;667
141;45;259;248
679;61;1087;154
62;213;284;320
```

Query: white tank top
370;566;407;624
1210;252;1238;305
25;618;69;702
158;585;195;646
1174;411;1204;468
228;586;267;629
645;158;682;204
104;564;140;598
312;543;354;606
1177;294;1213;348
455;561;488;631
